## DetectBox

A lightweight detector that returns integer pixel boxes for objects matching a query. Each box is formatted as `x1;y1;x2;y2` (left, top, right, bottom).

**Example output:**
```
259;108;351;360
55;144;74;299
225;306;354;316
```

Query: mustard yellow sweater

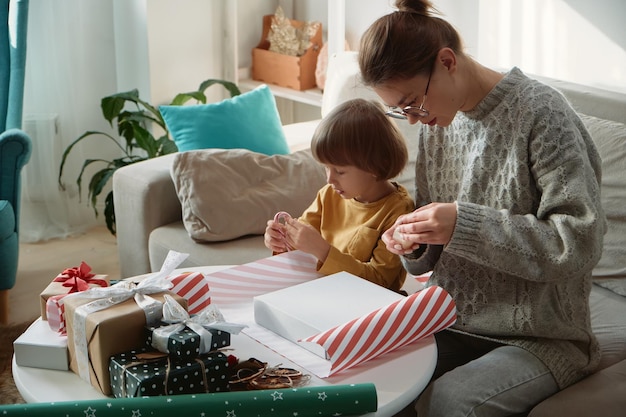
299;183;414;292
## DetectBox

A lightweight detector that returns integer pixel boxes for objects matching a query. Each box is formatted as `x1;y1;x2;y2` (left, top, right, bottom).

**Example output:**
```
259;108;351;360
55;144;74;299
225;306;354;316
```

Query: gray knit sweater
403;67;606;389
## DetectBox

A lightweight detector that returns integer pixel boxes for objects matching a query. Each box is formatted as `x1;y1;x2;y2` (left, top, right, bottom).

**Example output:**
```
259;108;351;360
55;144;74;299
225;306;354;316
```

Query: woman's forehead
374;79;418;107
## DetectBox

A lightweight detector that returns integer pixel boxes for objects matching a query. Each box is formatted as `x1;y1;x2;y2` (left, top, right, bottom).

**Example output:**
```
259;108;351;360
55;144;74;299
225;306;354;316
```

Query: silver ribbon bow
151;294;247;355
63;250;189;383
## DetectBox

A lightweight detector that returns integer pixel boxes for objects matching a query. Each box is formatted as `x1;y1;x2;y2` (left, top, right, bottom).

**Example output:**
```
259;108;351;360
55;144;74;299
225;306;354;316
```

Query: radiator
21;114;69;202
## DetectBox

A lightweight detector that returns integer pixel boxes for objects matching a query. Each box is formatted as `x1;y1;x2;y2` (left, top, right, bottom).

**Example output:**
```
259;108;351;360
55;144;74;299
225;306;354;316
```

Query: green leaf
159;136;179;155
87;167;116;213
120;110;163;127
101;90;140;125
169;79;242;106
197;79;241;98
73;158;109;204
132;124;159;157
104;191;116;235
113;155;147;168
170;91;207;106
58;131;124;189
135;97;163;121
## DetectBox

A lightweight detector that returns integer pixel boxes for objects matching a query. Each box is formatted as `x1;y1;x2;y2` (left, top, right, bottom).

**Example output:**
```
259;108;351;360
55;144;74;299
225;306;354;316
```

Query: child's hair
310;98;408;181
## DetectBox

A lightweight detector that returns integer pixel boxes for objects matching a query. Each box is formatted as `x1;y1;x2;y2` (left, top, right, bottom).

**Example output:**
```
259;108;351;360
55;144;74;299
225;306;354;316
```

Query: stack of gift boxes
14;261;238;398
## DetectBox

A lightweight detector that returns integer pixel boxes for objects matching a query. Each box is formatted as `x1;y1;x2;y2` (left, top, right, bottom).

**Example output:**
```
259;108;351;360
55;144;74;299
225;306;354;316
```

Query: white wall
431;0;626;92
479;0;626;92
292;1;394;52
113;0;227;106
232;0;625;121
20;0;626;239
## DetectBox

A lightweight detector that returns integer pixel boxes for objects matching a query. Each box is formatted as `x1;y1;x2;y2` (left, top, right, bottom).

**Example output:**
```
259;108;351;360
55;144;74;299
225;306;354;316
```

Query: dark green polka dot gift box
145;321;231;360
109;347;230;398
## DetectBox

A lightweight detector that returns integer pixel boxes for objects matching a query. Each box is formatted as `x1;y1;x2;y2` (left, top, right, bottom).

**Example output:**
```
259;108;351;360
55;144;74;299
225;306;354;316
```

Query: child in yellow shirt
264;98;415;292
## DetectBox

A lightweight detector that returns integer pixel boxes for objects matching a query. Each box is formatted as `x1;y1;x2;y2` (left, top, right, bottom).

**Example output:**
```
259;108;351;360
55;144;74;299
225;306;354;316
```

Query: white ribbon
63;250;190;383
151;295;247;355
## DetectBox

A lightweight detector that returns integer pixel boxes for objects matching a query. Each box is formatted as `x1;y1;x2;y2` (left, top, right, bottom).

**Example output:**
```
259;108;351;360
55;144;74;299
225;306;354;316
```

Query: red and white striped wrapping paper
46;294;67;334
168;271;211;314
203;251;322;306
300;285;456;377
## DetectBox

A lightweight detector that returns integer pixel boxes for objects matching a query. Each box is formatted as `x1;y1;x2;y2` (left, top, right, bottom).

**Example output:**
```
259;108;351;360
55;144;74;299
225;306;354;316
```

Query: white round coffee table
13;265;437;417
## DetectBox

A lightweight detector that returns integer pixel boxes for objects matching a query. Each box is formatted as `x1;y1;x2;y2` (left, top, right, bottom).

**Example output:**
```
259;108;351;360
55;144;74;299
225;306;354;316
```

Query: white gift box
253;271;405;358
13;318;69;371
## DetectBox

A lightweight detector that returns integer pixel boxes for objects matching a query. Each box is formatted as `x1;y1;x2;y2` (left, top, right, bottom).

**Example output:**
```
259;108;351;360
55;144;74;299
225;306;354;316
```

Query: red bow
61;277;90;293
54;261;108;288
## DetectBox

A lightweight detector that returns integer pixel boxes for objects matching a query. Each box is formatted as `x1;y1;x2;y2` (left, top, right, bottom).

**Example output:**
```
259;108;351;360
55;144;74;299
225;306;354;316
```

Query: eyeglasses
385;68;432;120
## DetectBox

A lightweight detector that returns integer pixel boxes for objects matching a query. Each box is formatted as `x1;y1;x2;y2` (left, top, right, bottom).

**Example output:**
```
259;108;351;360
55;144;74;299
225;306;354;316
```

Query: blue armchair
0;0;31;324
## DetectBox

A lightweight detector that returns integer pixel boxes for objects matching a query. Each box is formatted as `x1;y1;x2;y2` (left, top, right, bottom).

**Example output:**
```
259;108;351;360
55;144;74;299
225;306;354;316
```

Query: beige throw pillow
171;148;326;242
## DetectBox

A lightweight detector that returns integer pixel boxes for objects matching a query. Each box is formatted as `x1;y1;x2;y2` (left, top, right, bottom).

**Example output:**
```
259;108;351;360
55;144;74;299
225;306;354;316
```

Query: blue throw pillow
160;84;290;155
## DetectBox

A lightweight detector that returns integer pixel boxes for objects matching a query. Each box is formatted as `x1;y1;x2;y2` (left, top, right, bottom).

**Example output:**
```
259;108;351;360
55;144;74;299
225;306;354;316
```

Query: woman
358;1;606;416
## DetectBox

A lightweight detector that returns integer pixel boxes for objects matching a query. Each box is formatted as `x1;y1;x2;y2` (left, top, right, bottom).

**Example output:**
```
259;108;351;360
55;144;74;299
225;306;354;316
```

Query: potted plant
58;79;241;236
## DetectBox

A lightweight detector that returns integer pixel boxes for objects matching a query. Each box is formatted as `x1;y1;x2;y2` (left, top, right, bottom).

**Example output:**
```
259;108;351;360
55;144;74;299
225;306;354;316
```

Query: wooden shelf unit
225;0;345;110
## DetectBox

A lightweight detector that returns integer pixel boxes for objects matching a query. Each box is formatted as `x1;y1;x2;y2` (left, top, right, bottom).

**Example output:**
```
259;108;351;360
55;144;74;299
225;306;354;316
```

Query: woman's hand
284;218;331;262
384;202;457;253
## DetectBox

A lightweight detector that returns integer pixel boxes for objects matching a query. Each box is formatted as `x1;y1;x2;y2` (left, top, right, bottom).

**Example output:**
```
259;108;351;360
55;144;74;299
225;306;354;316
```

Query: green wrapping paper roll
0;383;377;416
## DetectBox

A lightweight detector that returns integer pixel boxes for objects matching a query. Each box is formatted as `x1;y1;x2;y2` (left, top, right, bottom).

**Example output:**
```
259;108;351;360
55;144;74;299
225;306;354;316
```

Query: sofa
113;52;626;415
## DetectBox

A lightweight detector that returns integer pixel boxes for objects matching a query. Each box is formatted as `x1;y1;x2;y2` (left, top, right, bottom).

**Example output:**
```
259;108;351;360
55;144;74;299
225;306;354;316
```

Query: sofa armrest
528;359;626;417
113;153;180;278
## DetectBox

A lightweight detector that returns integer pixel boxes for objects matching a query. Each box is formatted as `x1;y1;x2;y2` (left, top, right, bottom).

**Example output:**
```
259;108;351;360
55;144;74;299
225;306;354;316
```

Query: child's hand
264;218;290;253
284;218;330;262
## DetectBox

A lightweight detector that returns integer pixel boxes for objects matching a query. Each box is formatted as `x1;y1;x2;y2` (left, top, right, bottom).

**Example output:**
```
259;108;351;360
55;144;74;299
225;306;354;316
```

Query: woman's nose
407;114;421;125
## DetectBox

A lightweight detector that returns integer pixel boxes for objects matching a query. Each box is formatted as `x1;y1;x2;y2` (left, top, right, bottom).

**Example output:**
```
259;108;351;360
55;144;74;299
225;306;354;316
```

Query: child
264;98;415;292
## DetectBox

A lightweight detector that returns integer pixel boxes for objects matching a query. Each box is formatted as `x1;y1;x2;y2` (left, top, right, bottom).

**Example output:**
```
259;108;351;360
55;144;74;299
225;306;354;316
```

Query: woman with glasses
358;0;605;416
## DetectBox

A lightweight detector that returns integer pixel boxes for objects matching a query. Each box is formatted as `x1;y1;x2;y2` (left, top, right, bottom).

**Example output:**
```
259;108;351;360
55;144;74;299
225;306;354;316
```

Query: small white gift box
14;319;69;371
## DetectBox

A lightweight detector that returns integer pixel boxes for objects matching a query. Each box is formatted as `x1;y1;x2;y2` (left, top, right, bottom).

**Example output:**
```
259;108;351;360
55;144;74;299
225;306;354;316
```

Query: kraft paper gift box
39;261;108;320
254;271;405;359
109;347;230;398
13;319;69;371
63;288;187;396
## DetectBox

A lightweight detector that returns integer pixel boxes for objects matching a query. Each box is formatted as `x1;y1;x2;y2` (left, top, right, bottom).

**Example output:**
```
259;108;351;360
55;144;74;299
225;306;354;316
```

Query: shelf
238;78;323;108
227;0;344;112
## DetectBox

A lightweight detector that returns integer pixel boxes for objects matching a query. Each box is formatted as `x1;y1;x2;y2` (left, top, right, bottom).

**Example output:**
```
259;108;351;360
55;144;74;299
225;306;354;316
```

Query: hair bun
395;0;432;16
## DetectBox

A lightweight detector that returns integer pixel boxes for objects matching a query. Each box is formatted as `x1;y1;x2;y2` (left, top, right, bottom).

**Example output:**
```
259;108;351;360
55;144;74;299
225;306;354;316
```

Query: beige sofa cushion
581;114;626;296
171;148;326;242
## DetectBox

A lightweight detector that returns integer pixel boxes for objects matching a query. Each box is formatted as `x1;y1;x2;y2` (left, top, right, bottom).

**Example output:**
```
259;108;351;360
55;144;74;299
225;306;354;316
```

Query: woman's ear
438;48;457;74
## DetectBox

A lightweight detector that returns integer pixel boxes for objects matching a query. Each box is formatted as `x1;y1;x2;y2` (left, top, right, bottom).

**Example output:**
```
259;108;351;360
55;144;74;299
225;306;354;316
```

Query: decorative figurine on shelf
315;40;351;90
268;5;321;57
